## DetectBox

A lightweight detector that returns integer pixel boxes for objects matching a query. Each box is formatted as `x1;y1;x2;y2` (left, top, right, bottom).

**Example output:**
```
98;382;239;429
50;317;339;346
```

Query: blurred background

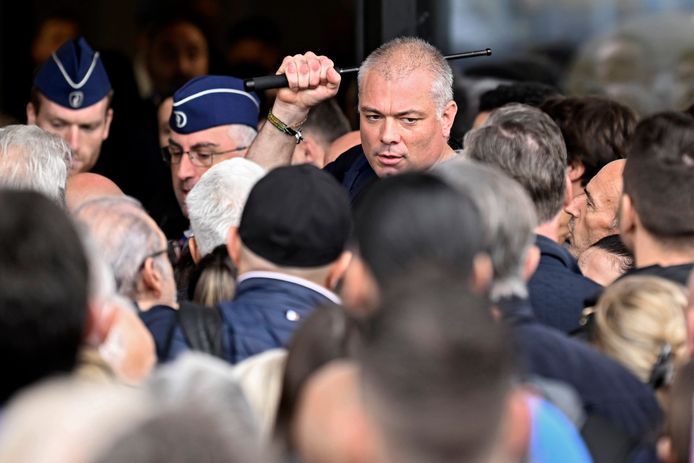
3;0;694;133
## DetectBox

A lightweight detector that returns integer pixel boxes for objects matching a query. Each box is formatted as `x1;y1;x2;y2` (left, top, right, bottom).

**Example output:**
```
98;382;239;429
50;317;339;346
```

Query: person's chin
372;154;406;177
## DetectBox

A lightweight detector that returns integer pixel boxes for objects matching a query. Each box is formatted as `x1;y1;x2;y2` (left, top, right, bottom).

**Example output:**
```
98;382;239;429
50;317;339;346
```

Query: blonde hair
591;276;688;403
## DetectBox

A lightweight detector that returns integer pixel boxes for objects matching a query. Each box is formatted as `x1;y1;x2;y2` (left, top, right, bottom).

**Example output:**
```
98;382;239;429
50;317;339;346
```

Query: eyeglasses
162;144;248;167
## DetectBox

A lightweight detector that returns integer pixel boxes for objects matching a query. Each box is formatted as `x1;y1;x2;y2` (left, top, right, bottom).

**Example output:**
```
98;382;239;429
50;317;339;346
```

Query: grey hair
435;159;538;301
463;103;567;223
228;124;258;148
186;158;266;257
149;352;260;439
73;196;169;301
358;36;453;118
0;124;72;203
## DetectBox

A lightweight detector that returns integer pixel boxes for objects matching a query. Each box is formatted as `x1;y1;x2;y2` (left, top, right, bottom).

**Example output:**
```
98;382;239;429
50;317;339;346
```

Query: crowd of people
0;12;693;463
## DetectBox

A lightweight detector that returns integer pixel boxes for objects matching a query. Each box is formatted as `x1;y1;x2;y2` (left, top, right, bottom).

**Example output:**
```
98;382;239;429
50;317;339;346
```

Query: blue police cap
170;75;260;134
34;37;112;110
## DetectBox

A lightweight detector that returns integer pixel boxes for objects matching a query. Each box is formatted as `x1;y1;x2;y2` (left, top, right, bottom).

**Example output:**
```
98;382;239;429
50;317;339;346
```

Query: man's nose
380;118;401;144
177;152;196;180
66;125;80;151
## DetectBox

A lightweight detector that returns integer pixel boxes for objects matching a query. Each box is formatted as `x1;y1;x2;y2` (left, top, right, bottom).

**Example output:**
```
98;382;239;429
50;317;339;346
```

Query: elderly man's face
359;68;456;177
168;125;248;216
565;160;625;257
28;94;113;175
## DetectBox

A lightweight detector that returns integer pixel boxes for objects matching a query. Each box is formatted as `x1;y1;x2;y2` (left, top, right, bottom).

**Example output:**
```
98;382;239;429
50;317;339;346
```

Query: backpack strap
177;301;225;358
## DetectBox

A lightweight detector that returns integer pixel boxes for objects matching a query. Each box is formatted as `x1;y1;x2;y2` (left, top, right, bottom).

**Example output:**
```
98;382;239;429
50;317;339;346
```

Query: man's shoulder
323;145;378;202
323;144;366;180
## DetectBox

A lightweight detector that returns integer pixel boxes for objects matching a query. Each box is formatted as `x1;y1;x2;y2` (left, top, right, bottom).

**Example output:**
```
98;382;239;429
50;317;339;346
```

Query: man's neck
535;221;560;243
633;230;694;268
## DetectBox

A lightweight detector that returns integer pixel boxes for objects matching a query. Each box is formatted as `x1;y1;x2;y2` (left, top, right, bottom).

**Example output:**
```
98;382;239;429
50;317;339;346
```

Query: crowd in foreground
0;29;693;463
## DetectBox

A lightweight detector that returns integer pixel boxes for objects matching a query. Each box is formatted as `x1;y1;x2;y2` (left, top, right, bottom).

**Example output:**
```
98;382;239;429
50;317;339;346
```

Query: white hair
0;124;72;203
73;196;171;301
187;158;266;257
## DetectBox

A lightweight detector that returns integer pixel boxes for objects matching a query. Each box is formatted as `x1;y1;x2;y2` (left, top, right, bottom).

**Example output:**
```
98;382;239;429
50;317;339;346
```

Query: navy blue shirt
528;235;602;333
323;145;378;202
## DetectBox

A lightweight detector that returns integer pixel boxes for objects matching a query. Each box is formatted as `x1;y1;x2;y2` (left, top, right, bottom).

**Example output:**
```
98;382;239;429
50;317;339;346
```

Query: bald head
293;361;375;463
66;173;123;210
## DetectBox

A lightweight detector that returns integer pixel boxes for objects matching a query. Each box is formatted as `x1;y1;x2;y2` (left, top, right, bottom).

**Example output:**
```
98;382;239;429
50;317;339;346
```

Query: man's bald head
65;173;123;210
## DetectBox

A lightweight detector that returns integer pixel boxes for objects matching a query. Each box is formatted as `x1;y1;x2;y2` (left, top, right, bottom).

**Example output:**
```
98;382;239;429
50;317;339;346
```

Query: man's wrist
269;100;310;127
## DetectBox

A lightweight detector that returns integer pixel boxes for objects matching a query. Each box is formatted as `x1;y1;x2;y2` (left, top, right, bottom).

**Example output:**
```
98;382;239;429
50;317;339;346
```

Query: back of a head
590;275;688;392
0;190;89;404
275;304;362;452
358;36;453;116
354;172;484;290
624;112;694;240
0;378;151;463
187;158;266;257
239;164;352;270
65;172;124;210
0;125;71;203
95;404;265;463
541;96;637;186
148;352;259;439
73;196;167;300
360;272;513;463
478;82;561;113
302;99;351;149
435;159;538;301
464;103;567;223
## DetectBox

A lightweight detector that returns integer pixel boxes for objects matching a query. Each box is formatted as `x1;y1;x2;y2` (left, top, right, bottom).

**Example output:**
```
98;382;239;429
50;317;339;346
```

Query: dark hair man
618;111;694;285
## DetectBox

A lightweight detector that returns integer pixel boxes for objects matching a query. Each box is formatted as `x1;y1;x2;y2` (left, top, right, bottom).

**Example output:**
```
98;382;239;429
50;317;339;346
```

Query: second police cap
170;75;260;134
34;37;112;110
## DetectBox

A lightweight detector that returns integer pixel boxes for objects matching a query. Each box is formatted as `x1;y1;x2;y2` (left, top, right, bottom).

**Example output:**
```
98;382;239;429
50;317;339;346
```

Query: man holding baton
246;37;459;200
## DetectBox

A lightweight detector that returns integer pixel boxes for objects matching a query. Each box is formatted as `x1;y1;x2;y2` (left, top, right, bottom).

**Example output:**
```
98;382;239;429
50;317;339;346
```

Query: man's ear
501;388;532;462
326;251;353;290
102;108;114;140
523;245;541;282
568;161;586;184
471;252;493;293
441;100;458;138
26;102;37;124
226;226;241;266
617;193;636;237
189;236;201;264
657;436;674;463
83;301;118;346
141;257;163;297
563;172;574;209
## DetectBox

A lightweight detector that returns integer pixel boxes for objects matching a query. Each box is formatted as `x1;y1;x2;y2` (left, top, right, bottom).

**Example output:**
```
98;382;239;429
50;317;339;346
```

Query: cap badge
174;111;188;128
68;91;84;108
